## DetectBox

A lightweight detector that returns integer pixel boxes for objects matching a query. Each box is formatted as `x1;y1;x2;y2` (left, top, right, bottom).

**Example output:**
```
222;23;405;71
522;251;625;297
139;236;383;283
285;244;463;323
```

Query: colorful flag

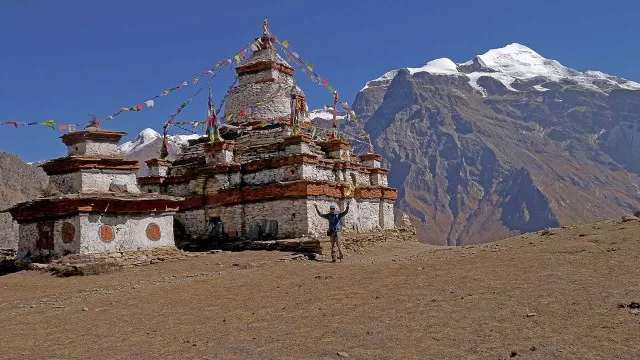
41;120;56;129
136;104;144;111
144;100;155;108
205;88;220;143
281;40;290;48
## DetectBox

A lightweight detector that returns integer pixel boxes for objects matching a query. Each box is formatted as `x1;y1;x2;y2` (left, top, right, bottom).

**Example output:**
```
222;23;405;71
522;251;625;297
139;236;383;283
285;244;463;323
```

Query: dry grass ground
1;220;640;359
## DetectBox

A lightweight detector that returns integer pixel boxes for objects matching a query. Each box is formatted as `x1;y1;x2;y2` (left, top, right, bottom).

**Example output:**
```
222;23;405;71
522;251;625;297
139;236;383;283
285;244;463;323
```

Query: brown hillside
1;220;639;359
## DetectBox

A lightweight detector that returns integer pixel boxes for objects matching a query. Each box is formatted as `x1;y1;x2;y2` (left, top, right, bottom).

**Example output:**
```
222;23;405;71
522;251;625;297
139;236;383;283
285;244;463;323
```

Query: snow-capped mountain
352;43;640;246
119;128;201;175
362;43;640;96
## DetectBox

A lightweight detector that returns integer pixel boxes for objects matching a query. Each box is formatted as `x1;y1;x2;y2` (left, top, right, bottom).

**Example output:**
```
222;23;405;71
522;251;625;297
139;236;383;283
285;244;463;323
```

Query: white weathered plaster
67;141;120;157
381;200;395;229
148;164;170;177
301;164;334;182
79;170;140;193
79;213;175;253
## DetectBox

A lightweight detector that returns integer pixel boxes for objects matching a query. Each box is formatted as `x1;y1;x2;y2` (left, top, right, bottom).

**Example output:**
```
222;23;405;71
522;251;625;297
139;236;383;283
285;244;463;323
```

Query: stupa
9;123;183;257
138;21;397;245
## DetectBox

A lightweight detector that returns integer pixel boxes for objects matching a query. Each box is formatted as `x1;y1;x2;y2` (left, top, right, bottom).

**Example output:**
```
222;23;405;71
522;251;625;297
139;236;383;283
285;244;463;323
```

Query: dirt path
1;221;640;359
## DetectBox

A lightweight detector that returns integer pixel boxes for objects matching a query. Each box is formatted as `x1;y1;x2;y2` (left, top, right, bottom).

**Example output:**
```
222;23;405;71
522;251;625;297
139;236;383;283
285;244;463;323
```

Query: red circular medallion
99;225;115;242
62;222;75;243
146;223;161;241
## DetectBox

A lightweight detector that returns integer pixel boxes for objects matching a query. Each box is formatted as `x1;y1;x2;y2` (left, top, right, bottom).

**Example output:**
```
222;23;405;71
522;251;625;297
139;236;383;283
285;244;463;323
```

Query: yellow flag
41;119;56;129
281;40;290;48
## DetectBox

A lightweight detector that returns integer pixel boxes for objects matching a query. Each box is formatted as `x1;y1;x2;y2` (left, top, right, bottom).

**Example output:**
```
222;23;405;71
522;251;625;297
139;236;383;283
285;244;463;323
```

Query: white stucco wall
79;213;175;253
381;200;395;229
356;200;382;231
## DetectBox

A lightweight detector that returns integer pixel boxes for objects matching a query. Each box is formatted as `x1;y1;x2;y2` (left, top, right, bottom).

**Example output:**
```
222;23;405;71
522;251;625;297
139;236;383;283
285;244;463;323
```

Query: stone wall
17;216;79;257
50;170;140;194
225;82;293;122
80;170;140;193
175;210;207;239
205;205;243;237
0;214;19;250
242;198;308;238
49;172;80;194
67;140;119;157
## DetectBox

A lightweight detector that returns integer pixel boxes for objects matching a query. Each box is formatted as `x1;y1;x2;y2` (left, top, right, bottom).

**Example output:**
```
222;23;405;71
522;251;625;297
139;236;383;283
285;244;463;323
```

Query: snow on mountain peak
360;42;640;96
407;58;461;76
473;42;577;81
119;128;200;157
360;69;400;91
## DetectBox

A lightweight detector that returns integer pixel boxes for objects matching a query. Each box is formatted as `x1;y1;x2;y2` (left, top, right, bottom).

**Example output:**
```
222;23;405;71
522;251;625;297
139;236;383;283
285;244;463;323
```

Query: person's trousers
330;232;344;261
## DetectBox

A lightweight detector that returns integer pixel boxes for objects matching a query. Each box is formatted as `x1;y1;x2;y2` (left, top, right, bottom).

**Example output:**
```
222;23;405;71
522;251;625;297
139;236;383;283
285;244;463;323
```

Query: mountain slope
0;153;48;249
351;43;640;245
119;129;200;175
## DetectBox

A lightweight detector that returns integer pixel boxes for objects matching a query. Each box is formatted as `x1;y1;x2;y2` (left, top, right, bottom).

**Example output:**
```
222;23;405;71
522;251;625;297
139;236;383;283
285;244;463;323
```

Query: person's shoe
331;259;336;263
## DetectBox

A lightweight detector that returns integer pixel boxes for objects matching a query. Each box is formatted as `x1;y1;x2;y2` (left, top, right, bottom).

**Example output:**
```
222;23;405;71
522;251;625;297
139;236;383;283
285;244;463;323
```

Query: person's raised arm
314;204;325;218
339;202;350;218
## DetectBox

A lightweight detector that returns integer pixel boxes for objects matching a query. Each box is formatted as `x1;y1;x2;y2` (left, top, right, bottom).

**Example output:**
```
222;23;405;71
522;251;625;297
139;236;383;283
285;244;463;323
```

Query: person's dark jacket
315;203;350;234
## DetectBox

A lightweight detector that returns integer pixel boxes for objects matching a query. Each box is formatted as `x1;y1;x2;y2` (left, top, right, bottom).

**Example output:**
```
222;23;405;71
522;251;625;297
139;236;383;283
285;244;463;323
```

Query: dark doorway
206;217;225;241
36;221;54;251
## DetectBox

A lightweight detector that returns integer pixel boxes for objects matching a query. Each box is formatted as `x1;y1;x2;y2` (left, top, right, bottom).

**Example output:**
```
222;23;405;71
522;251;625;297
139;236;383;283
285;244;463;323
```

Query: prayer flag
321;80;328;87
42;120;56;129
281;40;290;48
105;115;114;120
121;107;130;112
193;77;199;84
136;104;143;111
144;100;155;108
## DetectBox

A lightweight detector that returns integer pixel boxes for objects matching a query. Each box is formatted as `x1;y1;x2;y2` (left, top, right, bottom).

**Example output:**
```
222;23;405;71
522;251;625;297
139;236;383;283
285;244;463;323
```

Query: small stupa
9;120;183;257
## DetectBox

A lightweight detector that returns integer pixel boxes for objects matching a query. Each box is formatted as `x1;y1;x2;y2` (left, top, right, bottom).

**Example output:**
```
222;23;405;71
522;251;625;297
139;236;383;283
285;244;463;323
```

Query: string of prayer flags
273;34;358;122
101;44;253;123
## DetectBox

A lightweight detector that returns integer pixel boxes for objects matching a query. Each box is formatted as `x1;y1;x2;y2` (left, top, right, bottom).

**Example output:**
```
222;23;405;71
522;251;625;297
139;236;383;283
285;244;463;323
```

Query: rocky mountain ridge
0;153;48;249
351;43;640;245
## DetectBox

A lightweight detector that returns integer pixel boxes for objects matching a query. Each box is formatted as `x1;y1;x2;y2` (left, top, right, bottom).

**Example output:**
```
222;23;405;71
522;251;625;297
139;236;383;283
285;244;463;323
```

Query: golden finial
263;19;268;34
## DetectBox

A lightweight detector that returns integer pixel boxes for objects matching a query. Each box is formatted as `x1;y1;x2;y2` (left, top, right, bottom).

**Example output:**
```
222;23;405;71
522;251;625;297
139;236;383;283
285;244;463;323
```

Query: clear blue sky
1;0;639;162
